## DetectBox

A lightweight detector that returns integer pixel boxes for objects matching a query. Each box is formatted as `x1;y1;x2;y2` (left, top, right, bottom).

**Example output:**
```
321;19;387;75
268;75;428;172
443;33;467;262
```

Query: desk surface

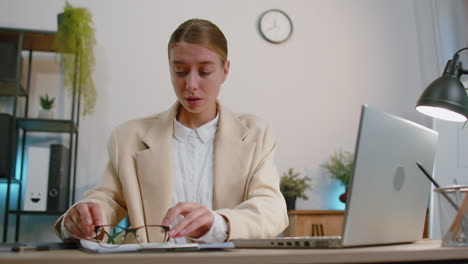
1;239;467;264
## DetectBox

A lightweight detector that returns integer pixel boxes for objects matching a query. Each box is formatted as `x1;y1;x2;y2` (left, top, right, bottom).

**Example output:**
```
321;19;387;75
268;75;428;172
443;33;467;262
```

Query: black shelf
2;26;80;243
17;118;77;133
0;28;57;52
8;210;66;215
0;82;27;96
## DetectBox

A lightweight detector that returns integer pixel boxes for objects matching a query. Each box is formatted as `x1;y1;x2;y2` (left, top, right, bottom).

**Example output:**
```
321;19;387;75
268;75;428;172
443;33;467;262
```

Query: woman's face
169;42;229;119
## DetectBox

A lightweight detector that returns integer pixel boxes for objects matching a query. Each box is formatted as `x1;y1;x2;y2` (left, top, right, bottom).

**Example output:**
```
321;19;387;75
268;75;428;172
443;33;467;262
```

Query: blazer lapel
214;105;257;209
135;103;178;230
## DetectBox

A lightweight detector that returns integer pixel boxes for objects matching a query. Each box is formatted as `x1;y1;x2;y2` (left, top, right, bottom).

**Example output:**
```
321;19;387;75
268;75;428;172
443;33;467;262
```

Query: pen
12;245;50;252
416;161;459;212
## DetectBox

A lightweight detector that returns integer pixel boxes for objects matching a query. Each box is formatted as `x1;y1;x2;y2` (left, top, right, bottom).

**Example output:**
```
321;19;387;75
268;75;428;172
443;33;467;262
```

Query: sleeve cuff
60;210;72;240
189;210;227;243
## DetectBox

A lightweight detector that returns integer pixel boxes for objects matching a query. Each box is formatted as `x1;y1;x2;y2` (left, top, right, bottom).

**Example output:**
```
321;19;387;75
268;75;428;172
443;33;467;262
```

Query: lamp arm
455;47;468;55
446;47;468;78
453;47;468;93
456;47;468;76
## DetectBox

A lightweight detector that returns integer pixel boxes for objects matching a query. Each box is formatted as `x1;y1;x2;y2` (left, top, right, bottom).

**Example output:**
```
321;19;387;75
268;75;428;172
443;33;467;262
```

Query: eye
174;70;187;76
199;71;212;76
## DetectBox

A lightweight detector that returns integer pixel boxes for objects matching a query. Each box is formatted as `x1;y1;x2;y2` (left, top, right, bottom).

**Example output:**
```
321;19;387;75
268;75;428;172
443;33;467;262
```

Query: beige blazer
55;102;288;241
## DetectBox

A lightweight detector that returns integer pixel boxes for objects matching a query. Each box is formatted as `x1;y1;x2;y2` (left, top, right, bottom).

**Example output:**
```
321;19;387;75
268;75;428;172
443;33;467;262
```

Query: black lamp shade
416;74;468;120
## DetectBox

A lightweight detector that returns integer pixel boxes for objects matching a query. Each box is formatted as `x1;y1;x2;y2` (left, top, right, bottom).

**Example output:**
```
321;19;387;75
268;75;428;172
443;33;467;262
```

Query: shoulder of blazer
113;113;162;140
232;112;272;139
229;112;277;154
234;112;269;130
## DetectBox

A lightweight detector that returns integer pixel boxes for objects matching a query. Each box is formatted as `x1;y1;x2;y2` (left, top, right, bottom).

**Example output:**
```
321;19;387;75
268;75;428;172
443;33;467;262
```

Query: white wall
0;0;466;241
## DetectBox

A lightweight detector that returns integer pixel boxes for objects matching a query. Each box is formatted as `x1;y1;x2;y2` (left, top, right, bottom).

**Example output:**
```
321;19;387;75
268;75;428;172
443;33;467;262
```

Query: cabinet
0;27;80;242
283;210;430;238
284;210;345;237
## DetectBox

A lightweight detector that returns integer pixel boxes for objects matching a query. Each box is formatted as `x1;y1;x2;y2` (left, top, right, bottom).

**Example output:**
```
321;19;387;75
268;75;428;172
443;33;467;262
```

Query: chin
182;103;205;114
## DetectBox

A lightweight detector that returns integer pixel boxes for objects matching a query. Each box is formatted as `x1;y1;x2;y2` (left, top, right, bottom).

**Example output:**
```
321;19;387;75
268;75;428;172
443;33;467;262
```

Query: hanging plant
55;2;96;116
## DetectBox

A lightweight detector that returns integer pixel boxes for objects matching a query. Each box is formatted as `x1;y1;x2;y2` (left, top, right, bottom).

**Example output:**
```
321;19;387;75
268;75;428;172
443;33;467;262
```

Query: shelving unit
0;27;80;242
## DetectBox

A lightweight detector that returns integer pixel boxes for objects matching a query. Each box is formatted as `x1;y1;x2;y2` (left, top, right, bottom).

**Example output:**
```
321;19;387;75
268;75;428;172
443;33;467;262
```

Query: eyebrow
171;60;216;65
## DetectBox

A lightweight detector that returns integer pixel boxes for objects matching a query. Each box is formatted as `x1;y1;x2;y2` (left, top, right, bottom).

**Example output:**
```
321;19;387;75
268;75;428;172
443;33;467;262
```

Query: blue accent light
0;145;24;184
0;184;20;206
15;150;24;182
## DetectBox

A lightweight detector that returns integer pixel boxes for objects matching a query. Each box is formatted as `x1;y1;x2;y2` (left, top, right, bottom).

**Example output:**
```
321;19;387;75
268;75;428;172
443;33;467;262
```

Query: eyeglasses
90;225;170;248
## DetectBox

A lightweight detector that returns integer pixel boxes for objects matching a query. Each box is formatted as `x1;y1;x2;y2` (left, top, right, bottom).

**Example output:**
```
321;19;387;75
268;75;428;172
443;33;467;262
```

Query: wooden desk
1;240;467;264
284;210;345;237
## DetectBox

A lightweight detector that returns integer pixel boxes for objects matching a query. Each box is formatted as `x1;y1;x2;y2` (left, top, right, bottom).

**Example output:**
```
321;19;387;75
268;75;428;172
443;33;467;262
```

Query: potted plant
55;1;96;116
322;150;354;203
280;168;311;211
38;93;55;119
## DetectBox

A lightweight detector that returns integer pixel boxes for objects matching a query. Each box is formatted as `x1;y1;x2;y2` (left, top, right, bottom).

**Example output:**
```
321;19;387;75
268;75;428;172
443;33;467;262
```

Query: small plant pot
38;109;53;119
284;196;297;211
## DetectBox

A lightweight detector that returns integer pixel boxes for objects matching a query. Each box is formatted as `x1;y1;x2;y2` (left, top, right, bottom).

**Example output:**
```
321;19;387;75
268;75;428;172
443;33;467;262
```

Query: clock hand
264;23;276;32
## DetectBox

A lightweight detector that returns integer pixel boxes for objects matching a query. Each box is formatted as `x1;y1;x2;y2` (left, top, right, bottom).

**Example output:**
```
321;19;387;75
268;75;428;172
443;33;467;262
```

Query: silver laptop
233;105;438;248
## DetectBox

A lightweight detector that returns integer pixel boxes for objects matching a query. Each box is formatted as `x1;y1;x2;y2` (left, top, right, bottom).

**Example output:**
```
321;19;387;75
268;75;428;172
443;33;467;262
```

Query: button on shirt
172;114;227;244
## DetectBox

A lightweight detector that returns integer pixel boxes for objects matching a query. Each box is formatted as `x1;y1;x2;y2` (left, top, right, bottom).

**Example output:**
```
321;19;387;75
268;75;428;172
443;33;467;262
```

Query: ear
222;60;230;83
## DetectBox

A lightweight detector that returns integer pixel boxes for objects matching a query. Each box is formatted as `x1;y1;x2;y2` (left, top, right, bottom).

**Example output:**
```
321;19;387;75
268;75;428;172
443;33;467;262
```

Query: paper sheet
80;239;234;253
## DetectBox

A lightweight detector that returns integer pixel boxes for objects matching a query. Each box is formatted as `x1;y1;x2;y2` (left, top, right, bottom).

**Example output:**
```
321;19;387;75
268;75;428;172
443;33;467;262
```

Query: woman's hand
63;202;103;239
161;202;214;239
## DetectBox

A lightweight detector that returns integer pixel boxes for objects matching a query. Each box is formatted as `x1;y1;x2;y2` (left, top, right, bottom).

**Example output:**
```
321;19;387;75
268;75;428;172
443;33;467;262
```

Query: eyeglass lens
95;225;169;247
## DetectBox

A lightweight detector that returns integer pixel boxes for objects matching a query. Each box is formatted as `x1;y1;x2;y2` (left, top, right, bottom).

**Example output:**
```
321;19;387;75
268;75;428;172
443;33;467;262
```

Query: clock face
258;9;293;44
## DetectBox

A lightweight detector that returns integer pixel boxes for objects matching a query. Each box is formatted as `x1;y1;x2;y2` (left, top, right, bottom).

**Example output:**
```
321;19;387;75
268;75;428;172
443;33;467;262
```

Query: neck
177;105;217;129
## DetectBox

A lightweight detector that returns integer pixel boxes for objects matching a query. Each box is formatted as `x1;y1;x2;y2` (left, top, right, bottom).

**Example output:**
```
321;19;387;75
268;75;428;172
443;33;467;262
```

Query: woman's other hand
161;202;214;239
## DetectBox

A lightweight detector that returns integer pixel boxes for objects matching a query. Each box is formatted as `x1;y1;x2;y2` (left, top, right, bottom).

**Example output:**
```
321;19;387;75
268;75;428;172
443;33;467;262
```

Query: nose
185;72;198;92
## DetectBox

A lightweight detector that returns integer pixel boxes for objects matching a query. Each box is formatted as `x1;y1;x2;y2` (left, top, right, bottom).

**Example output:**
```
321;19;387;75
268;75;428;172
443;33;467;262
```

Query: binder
0;113;13;179
0;41;18;79
24;147;50;211
47;144;70;212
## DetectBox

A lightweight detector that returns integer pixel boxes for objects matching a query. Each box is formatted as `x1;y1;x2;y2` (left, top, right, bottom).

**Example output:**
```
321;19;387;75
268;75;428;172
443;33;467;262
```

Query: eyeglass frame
92;224;171;246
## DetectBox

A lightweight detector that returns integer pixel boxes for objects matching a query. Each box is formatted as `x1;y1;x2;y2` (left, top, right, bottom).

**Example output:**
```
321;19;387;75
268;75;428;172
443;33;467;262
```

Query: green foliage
40;93;55;110
322;150;354;187
280;168;311;200
55;2;96;116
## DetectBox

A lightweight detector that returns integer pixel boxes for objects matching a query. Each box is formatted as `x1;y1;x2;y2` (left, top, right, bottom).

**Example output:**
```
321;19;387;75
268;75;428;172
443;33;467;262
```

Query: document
80;239;234;253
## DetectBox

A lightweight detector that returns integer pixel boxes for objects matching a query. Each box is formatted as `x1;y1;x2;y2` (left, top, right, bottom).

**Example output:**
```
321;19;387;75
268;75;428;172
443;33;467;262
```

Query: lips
185;97;203;106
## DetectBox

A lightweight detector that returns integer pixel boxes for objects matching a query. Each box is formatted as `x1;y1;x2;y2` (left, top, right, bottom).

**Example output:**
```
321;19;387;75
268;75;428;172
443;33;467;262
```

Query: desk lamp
416;48;468;246
416;47;468;122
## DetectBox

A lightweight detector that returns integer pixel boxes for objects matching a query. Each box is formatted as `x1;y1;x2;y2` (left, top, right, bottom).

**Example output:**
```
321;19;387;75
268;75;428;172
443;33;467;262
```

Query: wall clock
258;9;293;44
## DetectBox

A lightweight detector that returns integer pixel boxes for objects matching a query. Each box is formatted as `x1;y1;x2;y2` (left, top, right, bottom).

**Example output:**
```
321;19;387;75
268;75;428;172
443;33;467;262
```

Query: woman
55;18;288;244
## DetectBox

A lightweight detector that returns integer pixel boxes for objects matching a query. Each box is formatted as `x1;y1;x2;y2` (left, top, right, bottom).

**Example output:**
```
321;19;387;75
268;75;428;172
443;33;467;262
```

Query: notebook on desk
233;105;439;248
80;239;234;253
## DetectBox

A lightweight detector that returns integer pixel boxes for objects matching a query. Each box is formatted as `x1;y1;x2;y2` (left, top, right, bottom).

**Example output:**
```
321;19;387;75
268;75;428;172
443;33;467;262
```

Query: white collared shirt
171;114;227;244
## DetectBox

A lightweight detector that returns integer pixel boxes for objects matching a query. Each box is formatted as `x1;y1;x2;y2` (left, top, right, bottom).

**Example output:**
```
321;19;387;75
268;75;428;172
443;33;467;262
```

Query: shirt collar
173;114;219;144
